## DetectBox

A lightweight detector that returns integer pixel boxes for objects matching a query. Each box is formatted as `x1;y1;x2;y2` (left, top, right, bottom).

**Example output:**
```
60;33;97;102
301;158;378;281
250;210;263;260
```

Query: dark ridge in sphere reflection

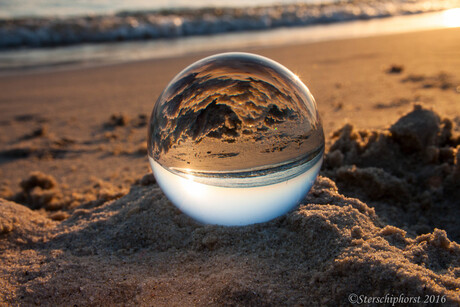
148;52;324;225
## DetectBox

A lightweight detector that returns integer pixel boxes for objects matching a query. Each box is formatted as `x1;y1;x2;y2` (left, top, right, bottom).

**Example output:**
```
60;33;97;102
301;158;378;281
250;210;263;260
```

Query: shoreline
1;9;459;76
1;27;458;131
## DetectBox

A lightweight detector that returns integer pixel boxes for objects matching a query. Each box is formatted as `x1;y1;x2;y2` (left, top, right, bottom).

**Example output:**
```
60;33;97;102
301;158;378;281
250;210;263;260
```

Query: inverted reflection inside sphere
148;52;324;226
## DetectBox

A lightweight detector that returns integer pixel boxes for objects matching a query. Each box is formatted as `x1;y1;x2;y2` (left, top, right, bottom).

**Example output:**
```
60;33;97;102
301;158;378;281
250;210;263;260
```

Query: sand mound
1;105;460;306
0;199;55;245
324;105;460;241
1;175;459;305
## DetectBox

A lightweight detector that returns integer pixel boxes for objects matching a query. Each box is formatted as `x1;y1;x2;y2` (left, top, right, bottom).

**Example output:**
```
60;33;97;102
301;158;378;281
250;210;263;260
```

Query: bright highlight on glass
148;52;324;226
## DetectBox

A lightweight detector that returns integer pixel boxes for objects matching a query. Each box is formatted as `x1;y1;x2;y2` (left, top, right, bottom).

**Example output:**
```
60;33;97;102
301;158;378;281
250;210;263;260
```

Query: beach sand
0;28;460;306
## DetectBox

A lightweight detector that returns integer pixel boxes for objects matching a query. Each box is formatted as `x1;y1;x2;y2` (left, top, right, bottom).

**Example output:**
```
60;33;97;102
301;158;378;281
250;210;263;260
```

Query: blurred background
0;0;459;74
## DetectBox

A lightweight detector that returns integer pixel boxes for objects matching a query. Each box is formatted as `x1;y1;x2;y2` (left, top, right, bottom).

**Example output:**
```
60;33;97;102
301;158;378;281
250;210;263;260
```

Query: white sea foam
1;0;458;49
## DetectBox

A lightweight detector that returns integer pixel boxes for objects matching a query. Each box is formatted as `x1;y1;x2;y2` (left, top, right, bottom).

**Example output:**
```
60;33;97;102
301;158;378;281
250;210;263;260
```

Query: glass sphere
148;52;324;226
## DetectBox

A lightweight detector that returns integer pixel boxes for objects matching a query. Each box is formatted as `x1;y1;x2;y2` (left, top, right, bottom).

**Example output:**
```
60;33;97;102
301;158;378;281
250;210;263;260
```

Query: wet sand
0;28;460;306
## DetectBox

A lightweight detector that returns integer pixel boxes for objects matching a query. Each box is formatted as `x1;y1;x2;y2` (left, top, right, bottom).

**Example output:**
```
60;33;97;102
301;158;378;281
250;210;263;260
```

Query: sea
0;0;459;74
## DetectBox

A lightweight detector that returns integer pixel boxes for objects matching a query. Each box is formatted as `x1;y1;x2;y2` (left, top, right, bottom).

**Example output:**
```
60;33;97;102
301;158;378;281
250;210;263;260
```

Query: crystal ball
148;52;324;226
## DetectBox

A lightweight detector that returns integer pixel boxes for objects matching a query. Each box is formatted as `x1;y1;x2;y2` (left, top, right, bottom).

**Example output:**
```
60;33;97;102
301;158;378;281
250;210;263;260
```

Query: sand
0;28;460;306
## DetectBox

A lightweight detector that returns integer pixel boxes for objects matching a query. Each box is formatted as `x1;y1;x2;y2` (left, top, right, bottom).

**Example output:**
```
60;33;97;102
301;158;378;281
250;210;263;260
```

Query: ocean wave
0;0;458;49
